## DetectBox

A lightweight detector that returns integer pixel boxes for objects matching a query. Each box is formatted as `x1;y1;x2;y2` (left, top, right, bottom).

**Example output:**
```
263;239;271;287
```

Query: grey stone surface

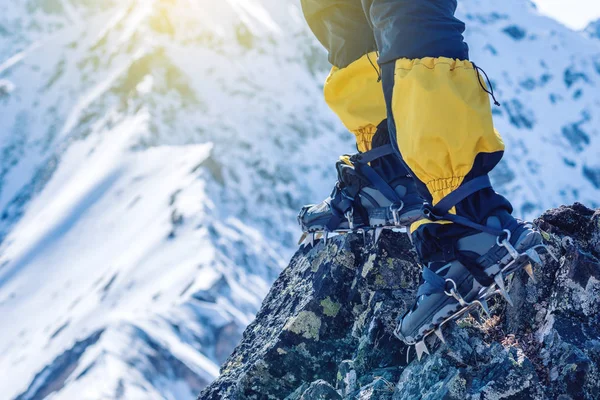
199;203;600;400
299;380;342;400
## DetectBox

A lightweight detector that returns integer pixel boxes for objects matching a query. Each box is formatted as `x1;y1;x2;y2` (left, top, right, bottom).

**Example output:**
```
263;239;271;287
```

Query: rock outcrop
199;204;600;400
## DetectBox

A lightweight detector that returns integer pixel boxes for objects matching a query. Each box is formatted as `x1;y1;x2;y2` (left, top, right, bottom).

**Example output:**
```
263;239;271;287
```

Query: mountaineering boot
298;159;422;233
393;177;557;357
298;124;423;244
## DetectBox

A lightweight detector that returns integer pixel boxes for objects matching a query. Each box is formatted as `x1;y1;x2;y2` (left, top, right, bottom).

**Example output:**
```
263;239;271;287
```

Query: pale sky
532;0;600;30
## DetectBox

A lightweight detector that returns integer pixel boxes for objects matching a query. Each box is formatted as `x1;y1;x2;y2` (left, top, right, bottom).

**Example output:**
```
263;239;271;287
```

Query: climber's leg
301;0;384;151
297;0;423;239
361;0;553;349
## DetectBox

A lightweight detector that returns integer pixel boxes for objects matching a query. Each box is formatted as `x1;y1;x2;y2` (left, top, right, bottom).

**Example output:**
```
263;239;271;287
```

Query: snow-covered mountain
0;0;599;399
0;1;340;398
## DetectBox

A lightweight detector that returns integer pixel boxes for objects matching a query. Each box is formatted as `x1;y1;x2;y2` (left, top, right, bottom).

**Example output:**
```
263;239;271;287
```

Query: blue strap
422;206;504;236
357;163;402;203
350;144;395;165
330;198;353;217
433;175;492;216
326;194;355;231
347;145;403;204
442;214;504;236
402;193;425;207
416;267;447;297
420;175;504;236
323;146;399;231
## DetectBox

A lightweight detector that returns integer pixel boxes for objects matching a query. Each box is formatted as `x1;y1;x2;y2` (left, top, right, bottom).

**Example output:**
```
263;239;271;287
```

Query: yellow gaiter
387;58;505;232
324;52;387;153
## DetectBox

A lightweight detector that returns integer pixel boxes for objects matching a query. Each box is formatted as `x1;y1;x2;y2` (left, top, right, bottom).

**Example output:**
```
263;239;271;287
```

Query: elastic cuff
426;177;465;205
395;57;474;72
352;125;378;153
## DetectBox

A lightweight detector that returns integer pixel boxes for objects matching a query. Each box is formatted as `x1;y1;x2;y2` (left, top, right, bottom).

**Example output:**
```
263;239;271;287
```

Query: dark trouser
301;0;468;68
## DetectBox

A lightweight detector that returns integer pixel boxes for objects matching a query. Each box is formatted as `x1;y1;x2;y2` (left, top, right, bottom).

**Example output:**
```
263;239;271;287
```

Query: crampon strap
420;175;502;287
350;145;395;164
350;145;403;204
422;175;504;236
325;190;355;231
416;267;447;297
325;144;403;231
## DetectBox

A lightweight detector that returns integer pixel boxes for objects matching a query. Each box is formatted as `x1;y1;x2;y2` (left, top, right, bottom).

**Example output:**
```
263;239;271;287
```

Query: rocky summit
199;203;600;400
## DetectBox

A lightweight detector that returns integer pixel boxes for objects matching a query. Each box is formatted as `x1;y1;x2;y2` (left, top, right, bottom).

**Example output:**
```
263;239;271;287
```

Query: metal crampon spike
309;233;316;248
434;328;446;344
494;274;514;307
479;298;491;317
374;227;384;245
345;209;354;230
298;232;308;246
415;340;430;361
532;244;559;263
523;263;536;283
324;232;329;245
498;232;520;260
470;309;483;324
525;248;542;266
543;244;560;263
406;345;412;364
355;228;366;244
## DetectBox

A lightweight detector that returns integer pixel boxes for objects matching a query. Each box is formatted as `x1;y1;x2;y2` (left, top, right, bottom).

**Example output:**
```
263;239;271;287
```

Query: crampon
394;175;559;361
396;234;558;362
297;144;423;247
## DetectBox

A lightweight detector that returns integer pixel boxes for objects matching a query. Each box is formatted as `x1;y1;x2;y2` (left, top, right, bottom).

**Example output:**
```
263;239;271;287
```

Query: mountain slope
0;1;339;399
0;0;600;399
585;19;600;39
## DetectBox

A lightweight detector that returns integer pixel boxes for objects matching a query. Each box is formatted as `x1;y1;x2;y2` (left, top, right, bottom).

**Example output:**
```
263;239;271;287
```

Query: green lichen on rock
332;244;357;270
284;311;322;340
320;297;341;318
374;274;386;287
361;254;377;278
221;354;244;375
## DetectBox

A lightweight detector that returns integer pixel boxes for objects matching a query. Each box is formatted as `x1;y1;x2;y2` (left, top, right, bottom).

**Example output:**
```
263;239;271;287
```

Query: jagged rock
336;360;357;397
199;204;600;399
298;380;341;400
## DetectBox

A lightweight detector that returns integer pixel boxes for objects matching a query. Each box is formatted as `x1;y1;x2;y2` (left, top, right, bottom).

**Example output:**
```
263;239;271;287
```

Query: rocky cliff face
199;203;600;400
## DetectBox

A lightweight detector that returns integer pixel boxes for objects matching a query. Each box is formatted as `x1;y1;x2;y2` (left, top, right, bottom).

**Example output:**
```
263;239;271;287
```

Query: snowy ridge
0;0;599;399
585;19;600;40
